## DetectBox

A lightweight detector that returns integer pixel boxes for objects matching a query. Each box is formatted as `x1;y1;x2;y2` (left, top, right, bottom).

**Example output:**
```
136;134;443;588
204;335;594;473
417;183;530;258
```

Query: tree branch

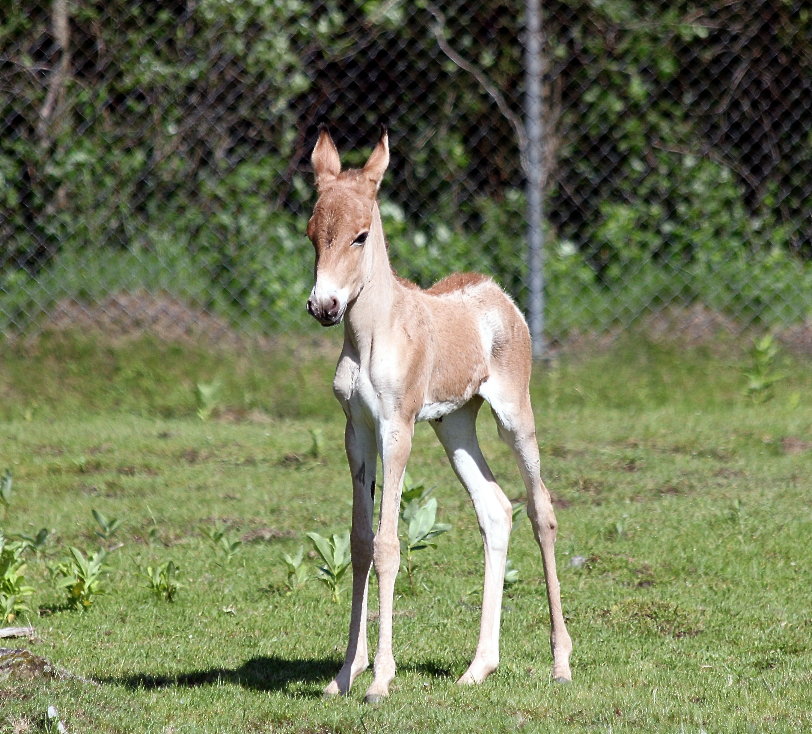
36;0;71;146
424;2;529;176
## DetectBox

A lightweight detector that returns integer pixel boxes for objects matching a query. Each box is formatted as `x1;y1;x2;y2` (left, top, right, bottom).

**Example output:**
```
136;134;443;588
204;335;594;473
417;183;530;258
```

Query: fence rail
2;0;810;349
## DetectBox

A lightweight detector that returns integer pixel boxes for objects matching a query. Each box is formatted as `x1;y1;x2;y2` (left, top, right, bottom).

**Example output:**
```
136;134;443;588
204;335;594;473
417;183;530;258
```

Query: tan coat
306;126;572;702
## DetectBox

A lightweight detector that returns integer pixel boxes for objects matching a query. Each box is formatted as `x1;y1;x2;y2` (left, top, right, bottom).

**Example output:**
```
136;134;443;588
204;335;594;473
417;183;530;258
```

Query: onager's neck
343;202;397;352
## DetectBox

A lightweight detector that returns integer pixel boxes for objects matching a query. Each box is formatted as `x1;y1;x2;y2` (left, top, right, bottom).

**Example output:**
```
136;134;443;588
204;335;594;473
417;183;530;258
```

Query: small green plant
144;560;181;601
511;501;526;531
400;473;434;508
607;514;629;540
744;333;785;403
92;508;121;540
12;527;50;555
504;558;520;588
196;379;222;421
400;497;451;593
204;524;242;560
0;532;35;623
307;428;324;460
306;531;350;603
54;546;108;611
281;546;309;594
0;468;13;517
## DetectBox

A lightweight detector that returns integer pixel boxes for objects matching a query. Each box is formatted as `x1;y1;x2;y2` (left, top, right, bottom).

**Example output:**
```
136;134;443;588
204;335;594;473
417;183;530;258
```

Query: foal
305;125;572;703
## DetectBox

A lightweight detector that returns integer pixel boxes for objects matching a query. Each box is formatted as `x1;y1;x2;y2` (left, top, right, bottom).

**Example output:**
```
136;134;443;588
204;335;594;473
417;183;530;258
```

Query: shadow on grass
103;656;336;697
103;656;452;696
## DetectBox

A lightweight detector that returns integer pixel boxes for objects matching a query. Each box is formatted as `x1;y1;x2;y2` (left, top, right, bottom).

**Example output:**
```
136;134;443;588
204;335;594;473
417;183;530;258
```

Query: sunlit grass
1;332;810;732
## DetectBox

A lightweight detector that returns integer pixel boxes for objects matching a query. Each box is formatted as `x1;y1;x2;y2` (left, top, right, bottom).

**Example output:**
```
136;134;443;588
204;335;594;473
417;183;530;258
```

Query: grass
1;331;811;732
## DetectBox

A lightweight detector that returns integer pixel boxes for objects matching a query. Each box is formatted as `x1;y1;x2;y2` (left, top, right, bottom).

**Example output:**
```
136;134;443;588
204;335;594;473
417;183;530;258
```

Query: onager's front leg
324;419;377;696
364;419;413;704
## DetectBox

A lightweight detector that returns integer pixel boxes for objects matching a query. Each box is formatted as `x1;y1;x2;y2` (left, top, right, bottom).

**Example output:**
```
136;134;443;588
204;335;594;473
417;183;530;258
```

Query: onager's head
306;126;390;326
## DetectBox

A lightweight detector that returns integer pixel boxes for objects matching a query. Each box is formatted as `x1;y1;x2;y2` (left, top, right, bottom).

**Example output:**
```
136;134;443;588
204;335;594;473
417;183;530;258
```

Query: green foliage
92;509;122;540
400;496;451;593
510;501;526;532
399;473;435;509
503;557;519;588
53;546;108;611
203;525;242;560
307;429;325;460
0;532;35;622
744;334;786;403
280;546;309;594
12;527;49;556
1;0;808;342
144;560;181;602
0;468;12;517
306;531;350;603
195;380;222;422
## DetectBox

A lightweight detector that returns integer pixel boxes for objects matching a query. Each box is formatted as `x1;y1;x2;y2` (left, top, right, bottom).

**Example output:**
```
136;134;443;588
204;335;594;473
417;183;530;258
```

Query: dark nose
306;295;340;322
325;296;339;318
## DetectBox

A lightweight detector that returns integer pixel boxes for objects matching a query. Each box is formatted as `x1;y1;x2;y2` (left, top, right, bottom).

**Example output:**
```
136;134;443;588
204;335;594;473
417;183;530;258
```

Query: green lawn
1;333;810;733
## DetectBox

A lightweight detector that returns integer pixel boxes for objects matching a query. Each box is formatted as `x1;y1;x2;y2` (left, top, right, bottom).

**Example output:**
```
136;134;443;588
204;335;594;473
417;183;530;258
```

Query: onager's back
305;126;572;704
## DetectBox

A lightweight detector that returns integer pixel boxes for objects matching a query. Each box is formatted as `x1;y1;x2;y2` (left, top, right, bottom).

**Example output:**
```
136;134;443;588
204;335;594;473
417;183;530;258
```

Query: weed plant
53;547;108;611
144;560;181;602
306;531;350;603
0;532;35;622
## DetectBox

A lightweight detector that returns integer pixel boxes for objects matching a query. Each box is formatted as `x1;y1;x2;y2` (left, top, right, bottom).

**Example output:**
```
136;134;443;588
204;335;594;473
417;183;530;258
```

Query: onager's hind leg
431;400;513;685
487;386;573;683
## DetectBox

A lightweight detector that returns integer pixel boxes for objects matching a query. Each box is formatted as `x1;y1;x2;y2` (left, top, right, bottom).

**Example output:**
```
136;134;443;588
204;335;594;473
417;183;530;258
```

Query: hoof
364;693;385;705
553;676;571;684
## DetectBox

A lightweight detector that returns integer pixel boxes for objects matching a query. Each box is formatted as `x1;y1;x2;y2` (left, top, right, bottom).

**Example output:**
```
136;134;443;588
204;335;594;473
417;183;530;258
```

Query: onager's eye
352;231;369;246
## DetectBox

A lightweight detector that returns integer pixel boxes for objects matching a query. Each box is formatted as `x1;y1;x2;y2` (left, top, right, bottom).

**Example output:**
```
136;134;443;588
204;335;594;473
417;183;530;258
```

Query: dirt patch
0;648;94;684
781;437;812;455
776;320;812;356
22;291;812;360
40;290;249;347
641;303;741;345
240;527;297;543
553;304;812;358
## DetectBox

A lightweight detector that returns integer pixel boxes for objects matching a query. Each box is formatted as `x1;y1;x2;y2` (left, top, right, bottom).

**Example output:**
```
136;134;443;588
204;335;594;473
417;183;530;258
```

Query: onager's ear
311;125;341;189
362;126;389;192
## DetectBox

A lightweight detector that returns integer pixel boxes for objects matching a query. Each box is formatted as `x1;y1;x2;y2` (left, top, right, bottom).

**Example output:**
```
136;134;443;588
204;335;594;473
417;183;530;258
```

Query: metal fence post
524;0;546;359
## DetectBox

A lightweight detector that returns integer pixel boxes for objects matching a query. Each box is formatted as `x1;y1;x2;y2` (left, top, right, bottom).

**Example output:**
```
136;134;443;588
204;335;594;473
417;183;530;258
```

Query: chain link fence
2;0;810;350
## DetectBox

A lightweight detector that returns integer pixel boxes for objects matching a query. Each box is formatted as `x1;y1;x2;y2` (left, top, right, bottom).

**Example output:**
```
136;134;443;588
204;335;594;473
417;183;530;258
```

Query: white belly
416;399;465;422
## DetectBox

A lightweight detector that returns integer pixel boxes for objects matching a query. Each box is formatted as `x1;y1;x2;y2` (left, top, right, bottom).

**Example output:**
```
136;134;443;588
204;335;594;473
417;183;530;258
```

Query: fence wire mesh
1;0;810;348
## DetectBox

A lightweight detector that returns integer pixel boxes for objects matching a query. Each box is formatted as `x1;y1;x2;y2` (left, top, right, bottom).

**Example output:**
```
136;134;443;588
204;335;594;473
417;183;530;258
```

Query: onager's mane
305;126;572;703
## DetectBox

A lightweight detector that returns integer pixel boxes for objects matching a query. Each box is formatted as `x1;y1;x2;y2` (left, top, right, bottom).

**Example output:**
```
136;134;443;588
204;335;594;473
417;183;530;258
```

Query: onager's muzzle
306;290;344;326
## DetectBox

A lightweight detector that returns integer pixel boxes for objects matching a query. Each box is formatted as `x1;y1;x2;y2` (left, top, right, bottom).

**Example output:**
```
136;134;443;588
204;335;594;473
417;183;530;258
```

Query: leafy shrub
53;546;108;611
0;532;35;622
0;469;12;518
280;546;308;594
203;525;242;560
144;560;181;602
400;497;451;593
92;509;121;540
306;531;350;603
